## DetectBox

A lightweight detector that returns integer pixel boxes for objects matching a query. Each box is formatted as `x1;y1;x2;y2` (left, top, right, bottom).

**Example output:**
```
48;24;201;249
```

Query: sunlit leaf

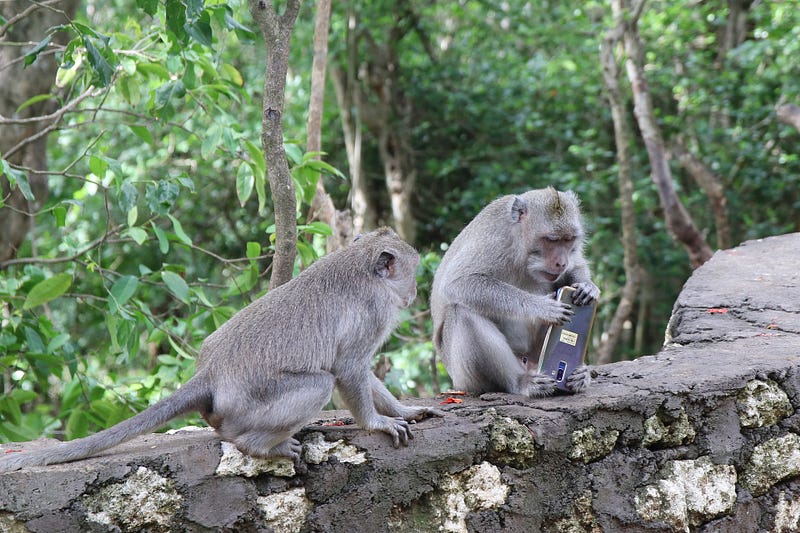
162;271;190;302
23;273;72;310
236;163;254;207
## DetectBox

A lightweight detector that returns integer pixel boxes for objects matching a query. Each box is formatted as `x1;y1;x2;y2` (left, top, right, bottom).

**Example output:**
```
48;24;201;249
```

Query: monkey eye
544;235;560;243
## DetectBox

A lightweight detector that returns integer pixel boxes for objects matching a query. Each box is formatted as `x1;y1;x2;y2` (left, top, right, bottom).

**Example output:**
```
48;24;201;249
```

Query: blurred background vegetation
1;0;798;442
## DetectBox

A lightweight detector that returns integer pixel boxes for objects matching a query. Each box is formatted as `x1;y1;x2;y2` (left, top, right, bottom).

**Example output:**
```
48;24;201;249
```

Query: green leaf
185;14;213;48
298;221;334;236
1;159;34;201
127;226;148;245
201;124;222;159
155;79;186;109
284;143;303;165
129;125;153;145
166;0;187;42
152;223;170;254
89;155;108;177
83;36;115;87
136;0;158;16
24;35;51;67
110;275;139;309
119;180;138;213
53;206;67;227
236;163;254;207
168;214;192;245
127;205;138;226
16;93;54;114
23;273;72;310
162;271;190;303
246;241;261;259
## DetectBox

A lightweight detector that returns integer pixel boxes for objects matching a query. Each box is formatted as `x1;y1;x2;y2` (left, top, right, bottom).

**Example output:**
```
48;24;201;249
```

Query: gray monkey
0;227;442;472
431;188;599;397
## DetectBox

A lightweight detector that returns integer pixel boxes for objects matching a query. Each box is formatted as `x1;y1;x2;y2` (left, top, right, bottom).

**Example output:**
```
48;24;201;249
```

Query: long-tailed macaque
0;228;442;472
431;188;599;397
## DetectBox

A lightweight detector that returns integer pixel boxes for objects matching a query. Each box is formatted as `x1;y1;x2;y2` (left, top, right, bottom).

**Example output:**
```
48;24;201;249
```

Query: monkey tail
0;374;210;473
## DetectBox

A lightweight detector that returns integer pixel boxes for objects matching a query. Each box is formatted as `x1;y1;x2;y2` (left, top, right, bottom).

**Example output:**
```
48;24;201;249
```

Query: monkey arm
334;365;413;448
444;274;573;325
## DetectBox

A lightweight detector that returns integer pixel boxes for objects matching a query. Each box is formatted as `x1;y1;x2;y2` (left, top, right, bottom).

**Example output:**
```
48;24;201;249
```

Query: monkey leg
369;373;445;421
215;371;334;461
440;306;556;397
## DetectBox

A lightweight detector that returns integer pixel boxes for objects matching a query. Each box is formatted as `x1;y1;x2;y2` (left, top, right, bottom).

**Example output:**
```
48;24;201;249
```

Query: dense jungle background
1;0;798;442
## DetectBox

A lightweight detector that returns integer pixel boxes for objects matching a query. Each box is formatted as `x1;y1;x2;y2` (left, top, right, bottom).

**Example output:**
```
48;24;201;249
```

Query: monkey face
525;232;580;283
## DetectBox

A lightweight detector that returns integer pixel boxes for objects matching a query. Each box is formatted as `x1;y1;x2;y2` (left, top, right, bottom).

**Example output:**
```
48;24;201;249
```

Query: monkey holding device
0;228;442;473
431;187;599;397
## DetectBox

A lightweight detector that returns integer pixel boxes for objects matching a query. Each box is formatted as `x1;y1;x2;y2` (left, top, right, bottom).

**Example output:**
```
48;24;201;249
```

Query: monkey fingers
521;372;558;398
381;416;413;448
542;299;574;325
404;406;446;422
571;281;600;306
565;365;592;393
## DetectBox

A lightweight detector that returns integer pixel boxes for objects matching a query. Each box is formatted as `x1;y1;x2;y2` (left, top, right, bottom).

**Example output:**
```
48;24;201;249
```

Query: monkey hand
400;406;446;422
369;415;414;448
541;296;575;325
571;281;600;306
521;372;558;398
566;365;592;393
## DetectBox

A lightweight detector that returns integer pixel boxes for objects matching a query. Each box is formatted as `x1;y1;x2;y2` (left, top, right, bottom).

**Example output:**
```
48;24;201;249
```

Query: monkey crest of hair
547;185;566;218
431;188;599;398
0;227;442;473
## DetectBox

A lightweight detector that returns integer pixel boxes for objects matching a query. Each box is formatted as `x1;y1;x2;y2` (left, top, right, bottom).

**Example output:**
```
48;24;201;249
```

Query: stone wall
2;233;800;532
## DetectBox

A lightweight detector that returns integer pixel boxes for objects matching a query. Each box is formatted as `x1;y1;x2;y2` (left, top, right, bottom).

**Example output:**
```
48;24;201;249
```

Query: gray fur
431;188;599;397
1;227;442;472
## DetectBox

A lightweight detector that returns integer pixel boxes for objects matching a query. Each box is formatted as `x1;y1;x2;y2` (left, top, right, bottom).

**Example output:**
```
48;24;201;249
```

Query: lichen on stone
83;466;182;531
634;456;736;532
387;461;510;533
257;487;312;533
546;490;602;533
737;379;794;429
642;408;695;448
773;490;800;533
0;513;28;533
302;432;366;465
215;441;296;478
741;433;800;496
486;416;537;468
569;427;619;463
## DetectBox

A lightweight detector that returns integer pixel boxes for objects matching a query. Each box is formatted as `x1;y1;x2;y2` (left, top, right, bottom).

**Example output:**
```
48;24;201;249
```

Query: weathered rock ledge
2;233;800;533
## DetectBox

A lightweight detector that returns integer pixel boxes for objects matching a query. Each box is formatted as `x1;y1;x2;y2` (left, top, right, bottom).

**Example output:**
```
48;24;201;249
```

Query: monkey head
354;227;420;308
511;188;585;284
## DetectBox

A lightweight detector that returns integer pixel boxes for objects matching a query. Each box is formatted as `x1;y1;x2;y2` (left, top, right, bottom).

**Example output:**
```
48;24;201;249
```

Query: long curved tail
0;375;209;472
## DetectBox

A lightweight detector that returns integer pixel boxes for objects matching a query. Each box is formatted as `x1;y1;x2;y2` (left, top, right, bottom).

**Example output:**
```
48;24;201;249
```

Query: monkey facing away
0;228;442;473
431;188;600;397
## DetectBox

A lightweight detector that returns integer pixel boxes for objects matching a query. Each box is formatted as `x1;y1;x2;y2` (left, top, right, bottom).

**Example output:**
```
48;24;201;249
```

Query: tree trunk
777;104;800;132
305;0;351;252
620;0;713;269
0;0;79;263
248;0;301;289
378;128;417;245
595;9;642;364
671;141;731;250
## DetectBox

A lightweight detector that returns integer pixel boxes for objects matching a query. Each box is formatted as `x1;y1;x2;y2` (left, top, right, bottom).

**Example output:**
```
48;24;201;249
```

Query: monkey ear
374;251;396;279
511;196;528;222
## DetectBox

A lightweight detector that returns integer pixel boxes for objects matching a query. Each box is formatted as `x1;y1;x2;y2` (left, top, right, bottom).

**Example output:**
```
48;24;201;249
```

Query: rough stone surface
2;233;800;532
